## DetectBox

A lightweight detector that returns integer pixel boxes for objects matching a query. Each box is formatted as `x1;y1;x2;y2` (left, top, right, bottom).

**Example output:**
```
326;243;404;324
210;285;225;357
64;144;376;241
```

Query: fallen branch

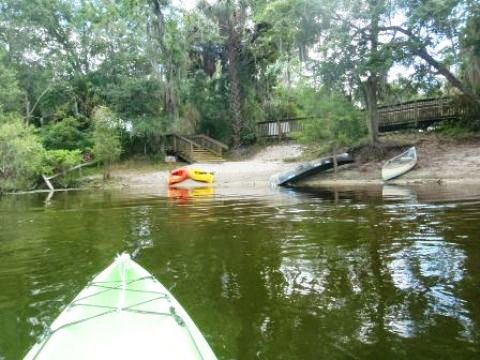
42;175;54;191
42;160;97;190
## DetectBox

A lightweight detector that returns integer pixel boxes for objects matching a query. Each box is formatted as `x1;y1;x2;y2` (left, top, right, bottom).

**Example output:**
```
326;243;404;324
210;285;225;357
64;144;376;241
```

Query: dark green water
1;185;479;359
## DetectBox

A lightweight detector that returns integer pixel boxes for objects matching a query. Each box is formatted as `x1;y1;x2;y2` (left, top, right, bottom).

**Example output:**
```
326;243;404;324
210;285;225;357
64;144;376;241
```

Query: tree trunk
103;164;111;180
226;16;243;149
366;0;381;145
25;96;30;124
365;76;379;144
149;0;180;119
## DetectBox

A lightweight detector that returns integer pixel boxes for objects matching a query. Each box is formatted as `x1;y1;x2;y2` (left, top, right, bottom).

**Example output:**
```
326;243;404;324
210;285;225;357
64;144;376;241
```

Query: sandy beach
299;134;480;186
87;134;480;193
100;144;304;190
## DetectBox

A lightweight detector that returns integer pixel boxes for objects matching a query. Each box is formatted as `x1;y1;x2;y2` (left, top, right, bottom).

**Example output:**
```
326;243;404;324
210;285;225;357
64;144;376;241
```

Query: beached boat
168;167;189;185
24;253;217;360
188;169;214;184
382;147;417;181
270;153;354;187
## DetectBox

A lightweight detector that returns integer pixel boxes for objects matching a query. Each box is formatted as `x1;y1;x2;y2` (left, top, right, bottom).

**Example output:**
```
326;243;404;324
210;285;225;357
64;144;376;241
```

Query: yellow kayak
188;169;214;184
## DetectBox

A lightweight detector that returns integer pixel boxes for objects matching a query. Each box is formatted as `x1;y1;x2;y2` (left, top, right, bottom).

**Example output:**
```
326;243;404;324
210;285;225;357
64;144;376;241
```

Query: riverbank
81;144;304;193
80;134;480;192
299;133;480;187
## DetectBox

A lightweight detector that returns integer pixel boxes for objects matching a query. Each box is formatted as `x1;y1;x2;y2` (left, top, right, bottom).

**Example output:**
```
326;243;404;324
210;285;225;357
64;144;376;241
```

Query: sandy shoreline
84;135;480;193
298;134;480;187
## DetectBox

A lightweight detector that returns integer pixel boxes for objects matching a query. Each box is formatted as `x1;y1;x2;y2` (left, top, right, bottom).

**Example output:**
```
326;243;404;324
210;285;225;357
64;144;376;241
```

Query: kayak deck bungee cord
24;253;217;360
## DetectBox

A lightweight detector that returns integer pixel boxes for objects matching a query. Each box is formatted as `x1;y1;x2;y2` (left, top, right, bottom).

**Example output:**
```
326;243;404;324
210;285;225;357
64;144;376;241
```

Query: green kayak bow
24;253;217;360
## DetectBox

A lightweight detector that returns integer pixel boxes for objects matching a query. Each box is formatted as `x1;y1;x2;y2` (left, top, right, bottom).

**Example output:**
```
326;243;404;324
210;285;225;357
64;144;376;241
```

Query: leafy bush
41;117;92;150
43;149;83;187
294;88;367;151
92;106;122;179
44;149;82;173
451;95;480;131
0;117;46;191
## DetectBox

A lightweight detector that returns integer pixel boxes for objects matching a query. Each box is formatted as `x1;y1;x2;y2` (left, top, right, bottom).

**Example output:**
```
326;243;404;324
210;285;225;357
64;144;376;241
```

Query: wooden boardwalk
256;97;463;138
377;97;461;132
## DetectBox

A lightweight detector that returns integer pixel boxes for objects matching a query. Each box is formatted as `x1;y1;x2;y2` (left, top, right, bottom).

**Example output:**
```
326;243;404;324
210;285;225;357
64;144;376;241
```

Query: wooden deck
256;97;464;138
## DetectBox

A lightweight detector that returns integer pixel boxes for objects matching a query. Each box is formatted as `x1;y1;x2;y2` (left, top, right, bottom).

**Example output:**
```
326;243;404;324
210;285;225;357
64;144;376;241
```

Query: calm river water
0;185;479;359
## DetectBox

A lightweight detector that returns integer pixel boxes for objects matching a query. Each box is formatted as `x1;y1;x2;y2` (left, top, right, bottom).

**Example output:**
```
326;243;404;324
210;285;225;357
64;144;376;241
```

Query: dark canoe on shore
270;153;354;187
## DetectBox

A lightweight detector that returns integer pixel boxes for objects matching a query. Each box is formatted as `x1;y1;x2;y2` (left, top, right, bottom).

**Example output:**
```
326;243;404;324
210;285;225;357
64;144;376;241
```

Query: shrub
92;107;122;179
43;149;83;187
294;89;367;152
41;117;92;150
44;149;82;173
0;117;46;191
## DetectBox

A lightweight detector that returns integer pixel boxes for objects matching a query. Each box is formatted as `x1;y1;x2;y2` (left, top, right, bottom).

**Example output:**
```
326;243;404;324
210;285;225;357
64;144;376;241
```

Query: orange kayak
168;167;189;185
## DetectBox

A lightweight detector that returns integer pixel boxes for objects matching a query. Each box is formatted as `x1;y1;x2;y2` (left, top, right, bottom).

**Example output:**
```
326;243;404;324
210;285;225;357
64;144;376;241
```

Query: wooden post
332;147;338;180
277;120;281;142
415;101;419;128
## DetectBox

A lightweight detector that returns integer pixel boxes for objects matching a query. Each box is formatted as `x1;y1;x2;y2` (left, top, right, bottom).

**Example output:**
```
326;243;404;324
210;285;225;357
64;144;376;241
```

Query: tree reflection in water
0;186;479;359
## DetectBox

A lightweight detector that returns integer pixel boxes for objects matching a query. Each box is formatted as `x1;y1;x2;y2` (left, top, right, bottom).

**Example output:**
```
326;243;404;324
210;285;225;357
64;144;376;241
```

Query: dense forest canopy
0;0;479;189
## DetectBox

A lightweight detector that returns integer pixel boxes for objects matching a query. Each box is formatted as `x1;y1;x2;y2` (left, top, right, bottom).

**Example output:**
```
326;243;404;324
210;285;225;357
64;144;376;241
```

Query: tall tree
258;0;480;143
199;0;249;148
461;2;480;96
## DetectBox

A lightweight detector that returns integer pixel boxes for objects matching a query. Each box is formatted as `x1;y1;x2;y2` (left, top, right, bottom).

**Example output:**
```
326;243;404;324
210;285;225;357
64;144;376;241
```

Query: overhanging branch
378;26;479;103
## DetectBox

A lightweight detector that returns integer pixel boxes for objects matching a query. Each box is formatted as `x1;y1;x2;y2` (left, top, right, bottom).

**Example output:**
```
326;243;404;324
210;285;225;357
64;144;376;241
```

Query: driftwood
42;175;54;191
42;160;97;191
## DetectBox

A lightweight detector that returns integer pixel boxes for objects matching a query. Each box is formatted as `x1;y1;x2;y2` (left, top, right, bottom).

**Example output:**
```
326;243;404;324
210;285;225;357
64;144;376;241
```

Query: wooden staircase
191;149;225;163
166;134;228;163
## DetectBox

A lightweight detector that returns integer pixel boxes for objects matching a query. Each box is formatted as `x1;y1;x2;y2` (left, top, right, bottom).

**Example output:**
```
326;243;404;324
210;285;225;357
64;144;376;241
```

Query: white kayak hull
24;254;217;360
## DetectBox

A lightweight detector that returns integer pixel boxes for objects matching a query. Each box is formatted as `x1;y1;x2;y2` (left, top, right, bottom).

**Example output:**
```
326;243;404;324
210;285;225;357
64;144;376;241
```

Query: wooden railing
166;134;202;163
256;117;308;138
166;133;228;162
378;97;461;132
187;134;228;156
256;98;464;137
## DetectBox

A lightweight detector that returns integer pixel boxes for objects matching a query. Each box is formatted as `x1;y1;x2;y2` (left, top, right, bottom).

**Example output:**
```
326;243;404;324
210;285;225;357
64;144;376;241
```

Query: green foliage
263;86;300;120
0;53;23;113
0;0;478;162
451;95;480;131
0;116;46;191
43;149;82;174
294;88;367;151
461;3;480;95
187;72;231;142
43;149;83;187
92;107;121;179
41;117;92;150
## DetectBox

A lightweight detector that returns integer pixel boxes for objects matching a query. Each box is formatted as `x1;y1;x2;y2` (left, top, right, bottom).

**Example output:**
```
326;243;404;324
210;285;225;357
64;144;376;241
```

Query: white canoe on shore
382;147;417;181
